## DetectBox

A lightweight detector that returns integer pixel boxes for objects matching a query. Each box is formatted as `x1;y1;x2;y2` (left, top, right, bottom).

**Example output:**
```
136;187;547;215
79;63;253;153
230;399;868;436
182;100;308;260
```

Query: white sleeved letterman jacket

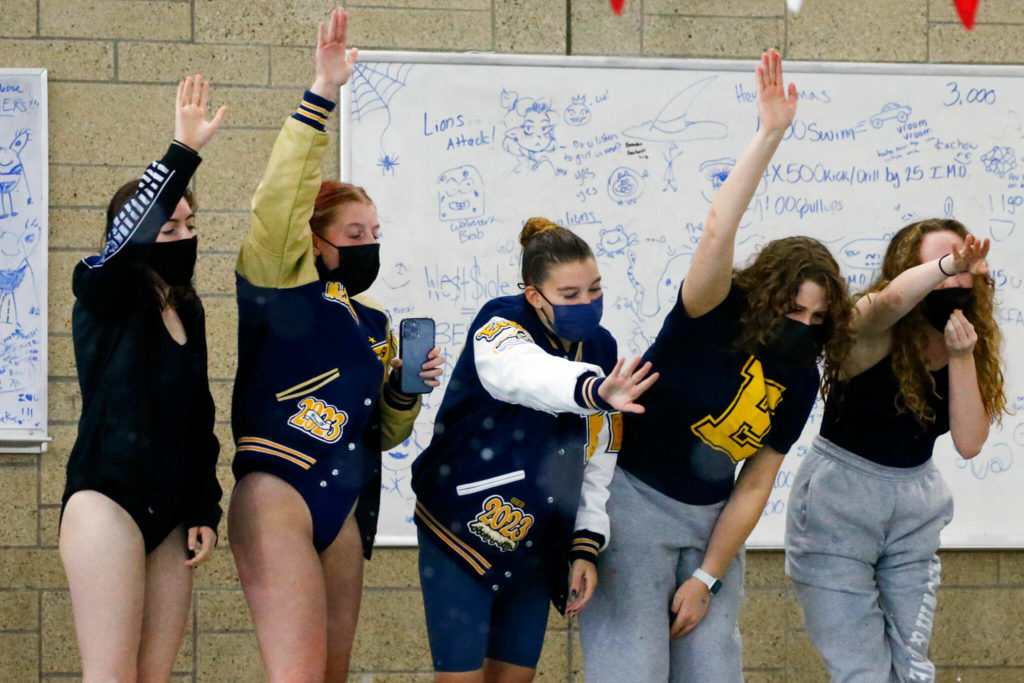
412;294;621;612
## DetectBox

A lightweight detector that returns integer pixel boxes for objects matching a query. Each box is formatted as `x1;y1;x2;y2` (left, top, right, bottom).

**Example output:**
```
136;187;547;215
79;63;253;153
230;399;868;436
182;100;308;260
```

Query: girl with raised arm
227;8;442;680
579;50;853;681
412;217;657;683
785;221;1004;681
60;75;226;680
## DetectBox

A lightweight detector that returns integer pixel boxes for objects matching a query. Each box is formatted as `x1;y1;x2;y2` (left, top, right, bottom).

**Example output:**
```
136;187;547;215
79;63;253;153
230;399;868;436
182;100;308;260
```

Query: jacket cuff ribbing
574;372;613;412
292;90;336;131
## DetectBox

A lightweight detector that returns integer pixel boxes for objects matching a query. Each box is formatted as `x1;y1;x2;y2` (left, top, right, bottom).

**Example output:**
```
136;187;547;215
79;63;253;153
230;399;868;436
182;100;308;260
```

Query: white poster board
0;68;47;452
343;53;1024;548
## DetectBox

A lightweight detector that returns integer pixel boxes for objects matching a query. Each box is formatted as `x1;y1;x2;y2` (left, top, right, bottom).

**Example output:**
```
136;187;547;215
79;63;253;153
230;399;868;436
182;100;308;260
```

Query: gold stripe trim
416;506;487;575
415;502;491;570
301;100;330;116
296;106;327;123
237;445;311;470
274;369;340;402
237;437;316;465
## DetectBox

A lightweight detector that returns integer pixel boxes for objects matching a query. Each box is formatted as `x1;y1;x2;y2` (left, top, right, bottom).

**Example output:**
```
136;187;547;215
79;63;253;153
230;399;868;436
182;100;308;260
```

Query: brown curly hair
864;218;1005;425
732;236;853;400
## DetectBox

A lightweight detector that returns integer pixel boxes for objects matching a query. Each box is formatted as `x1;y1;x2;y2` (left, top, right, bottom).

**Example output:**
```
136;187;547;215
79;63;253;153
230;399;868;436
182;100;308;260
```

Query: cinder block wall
1;0;1022;680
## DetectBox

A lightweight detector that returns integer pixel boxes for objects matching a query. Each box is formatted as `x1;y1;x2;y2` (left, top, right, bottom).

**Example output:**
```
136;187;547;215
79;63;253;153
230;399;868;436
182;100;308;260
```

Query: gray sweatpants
785;436;954;683
579;468;745;683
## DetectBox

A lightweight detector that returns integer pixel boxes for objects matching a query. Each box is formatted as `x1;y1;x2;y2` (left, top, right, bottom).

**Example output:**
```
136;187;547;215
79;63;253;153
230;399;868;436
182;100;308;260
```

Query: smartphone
399;317;436;394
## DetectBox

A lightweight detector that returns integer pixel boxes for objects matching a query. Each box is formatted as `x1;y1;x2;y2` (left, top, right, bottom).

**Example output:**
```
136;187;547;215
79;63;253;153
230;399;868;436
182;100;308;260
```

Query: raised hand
596;357;659;414
948;233;990;276
311;6;359;100
756;48;798;136
174;74;227;152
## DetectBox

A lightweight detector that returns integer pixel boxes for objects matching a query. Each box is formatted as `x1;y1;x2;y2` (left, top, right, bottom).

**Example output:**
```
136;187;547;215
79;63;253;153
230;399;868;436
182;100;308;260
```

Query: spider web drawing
350;62;414;175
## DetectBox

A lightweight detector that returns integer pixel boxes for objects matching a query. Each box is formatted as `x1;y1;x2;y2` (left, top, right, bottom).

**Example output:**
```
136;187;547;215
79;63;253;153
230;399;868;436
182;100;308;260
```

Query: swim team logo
475;318;532;353
322;281;358;321
691;355;785;463
287;395;348;443
468;495;535;552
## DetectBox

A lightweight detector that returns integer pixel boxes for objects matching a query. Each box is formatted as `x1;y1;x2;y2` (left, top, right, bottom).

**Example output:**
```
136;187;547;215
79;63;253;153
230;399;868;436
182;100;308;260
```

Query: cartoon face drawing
438;165;485;221
597;225;639;258
0;217;40;273
0;129;30;219
564;96;592;127
512;106;556;153
607;167;645;204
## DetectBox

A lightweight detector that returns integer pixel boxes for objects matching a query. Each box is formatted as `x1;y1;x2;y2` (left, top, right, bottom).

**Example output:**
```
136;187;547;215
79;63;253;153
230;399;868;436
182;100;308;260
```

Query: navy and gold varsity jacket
231;93;420;558
412;294;621;612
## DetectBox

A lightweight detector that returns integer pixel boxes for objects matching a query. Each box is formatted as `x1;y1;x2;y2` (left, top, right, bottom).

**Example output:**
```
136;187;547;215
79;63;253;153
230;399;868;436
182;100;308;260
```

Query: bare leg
320;504;364;682
229;472;327;682
436;671;484;683
483;659;536;683
137;525;193;681
59;490;146;682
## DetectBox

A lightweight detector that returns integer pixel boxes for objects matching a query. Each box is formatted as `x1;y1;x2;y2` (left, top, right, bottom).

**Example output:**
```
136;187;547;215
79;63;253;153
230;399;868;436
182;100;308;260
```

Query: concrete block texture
0;40;114;81
787;0;928;61
4;0;1024;679
40;0;191;41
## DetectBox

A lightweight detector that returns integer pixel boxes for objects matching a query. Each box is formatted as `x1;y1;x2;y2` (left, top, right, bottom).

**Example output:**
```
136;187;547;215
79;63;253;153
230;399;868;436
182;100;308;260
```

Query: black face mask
314;241;380;296
920;287;974;332
766;317;827;366
149;237;197;287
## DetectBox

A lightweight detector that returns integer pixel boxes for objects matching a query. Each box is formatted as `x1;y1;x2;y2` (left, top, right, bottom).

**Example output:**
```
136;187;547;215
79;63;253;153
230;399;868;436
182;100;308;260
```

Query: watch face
710;580;723;595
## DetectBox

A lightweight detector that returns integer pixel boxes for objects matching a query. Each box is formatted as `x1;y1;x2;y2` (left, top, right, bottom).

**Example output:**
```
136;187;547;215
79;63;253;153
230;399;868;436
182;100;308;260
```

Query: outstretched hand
311;6;359;99
596;357;659;414
948;233;990;276
174;75;227;152
755;48;797;136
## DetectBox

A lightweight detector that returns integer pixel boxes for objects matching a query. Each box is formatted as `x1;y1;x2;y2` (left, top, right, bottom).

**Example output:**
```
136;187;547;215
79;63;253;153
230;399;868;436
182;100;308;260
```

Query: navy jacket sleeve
72;143;201;317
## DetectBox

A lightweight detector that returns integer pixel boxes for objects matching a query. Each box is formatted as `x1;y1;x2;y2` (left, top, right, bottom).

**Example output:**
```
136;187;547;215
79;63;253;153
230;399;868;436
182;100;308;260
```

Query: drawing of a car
870;102;911;128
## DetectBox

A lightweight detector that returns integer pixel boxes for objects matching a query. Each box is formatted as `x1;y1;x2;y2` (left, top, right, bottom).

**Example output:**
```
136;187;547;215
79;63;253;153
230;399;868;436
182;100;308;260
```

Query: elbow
952;435;985;460
953;441;982;460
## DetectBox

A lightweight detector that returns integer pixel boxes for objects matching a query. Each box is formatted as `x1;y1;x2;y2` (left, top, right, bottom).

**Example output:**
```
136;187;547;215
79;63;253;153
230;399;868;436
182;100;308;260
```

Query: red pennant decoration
610;0;625;15
953;0;979;30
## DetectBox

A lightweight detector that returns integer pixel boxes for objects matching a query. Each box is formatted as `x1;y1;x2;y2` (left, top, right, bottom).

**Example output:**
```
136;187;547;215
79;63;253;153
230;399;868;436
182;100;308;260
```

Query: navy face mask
536;289;603;342
314;241;380;296
767;317;827;366
920;287;974;332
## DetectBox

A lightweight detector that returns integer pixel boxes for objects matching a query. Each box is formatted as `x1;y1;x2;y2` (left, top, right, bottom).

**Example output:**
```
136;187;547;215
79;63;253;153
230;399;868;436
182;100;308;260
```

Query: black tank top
821;355;949;468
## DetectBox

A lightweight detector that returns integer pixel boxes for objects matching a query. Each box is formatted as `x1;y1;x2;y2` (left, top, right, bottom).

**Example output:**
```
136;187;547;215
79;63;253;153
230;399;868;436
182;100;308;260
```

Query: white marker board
343;53;1024;548
0;69;47;452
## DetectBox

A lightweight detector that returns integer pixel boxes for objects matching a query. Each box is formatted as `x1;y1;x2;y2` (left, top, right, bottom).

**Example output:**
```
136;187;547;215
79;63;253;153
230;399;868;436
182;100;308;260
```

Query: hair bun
520;217;561;248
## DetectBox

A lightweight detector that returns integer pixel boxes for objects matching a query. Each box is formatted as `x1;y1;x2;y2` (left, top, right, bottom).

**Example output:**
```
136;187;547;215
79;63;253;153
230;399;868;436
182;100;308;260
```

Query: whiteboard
0;69;47;452
342;53;1024;548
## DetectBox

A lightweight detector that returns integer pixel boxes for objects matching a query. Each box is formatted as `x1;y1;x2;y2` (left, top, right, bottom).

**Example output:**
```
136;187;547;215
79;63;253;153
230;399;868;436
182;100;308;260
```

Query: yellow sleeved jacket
232;96;420;557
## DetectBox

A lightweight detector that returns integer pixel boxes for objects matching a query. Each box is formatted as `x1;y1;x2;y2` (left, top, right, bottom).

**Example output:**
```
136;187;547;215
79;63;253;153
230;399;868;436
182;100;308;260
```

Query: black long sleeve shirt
63;142;222;534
